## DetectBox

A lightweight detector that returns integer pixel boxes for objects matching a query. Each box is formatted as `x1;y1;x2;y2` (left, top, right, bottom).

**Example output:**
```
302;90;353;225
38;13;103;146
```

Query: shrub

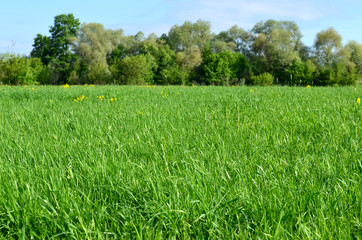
118;54;157;85
286;59;316;85
0;54;44;85
87;62;111;84
250;72;274;86
202;51;249;85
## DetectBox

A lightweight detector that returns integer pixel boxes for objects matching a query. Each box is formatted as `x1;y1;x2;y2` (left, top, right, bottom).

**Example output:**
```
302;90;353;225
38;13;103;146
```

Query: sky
1;0;361;55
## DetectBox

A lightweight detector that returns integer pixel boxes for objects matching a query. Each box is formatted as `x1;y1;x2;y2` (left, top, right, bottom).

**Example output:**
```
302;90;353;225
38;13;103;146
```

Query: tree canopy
1;15;360;86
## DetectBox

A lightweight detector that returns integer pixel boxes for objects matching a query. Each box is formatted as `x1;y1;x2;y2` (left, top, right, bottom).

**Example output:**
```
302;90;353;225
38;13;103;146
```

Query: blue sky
1;0;361;54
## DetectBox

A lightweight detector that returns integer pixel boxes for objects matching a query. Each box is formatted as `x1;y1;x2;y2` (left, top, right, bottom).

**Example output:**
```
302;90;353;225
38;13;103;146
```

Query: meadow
0;85;360;239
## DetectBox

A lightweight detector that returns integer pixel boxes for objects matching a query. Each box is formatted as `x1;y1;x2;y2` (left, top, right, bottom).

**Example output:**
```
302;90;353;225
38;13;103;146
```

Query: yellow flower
250;89;253;92
356;98;361;104
63;84;70;88
136;110;144;116
31;88;35;90
306;85;311;88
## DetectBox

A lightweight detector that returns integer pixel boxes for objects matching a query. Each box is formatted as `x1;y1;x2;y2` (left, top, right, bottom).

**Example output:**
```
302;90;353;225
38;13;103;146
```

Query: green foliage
86;63;111;84
31;14;80;84
286;59;316;85
202;51;249;85
117;54;157;84
168;20;211;52
0;54;44;85
71;23;123;67
249;20;301;83
345;41;362;74
315;63;358;86
250;72;274;86
315;27;342;67
140;41;183;85
216;25;247;53
30;34;51;64
19;15;362;86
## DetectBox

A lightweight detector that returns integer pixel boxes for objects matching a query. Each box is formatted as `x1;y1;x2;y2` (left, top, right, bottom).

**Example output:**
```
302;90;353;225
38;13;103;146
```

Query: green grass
0;85;361;239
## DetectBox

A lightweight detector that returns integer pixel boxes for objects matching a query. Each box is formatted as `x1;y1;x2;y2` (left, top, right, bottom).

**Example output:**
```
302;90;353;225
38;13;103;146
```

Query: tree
210;35;236;53
71;23;123;66
168;20;211;52
31;14;80;83
216;25;249;53
202;51;249;85
140;40;183;84
313;28;358;85
286;59;316;85
70;23;123;83
175;45;203;84
249;20;302;83
30;34;51;65
345;41;362;74
314;27;342;67
115;54;157;85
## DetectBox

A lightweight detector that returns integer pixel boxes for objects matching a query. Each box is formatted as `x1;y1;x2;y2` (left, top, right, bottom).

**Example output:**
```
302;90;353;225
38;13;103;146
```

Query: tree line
0;14;361;86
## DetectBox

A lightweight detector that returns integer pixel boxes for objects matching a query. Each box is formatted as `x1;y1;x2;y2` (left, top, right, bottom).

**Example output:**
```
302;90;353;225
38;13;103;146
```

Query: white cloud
168;0;325;32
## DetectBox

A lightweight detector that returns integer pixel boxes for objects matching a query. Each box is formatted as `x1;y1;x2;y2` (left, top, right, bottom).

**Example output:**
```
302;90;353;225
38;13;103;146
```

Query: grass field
0;85;361;239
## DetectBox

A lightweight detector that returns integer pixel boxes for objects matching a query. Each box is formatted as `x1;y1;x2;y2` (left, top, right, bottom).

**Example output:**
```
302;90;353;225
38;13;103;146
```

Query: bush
202;51;249;85
286;59;316;85
250;72;274;86
87;63;111;84
117;54;157;85
0;54;44;85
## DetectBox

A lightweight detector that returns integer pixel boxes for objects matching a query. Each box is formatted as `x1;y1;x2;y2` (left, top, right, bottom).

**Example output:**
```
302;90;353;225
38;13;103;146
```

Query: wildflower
250;89;253;92
306;85;311;88
354;88;356;91
63;84;70;88
192;84;195;87
49;99;53;103
136;110;144;116
31;88;35;90
74;95;87;102
356;98;361;104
